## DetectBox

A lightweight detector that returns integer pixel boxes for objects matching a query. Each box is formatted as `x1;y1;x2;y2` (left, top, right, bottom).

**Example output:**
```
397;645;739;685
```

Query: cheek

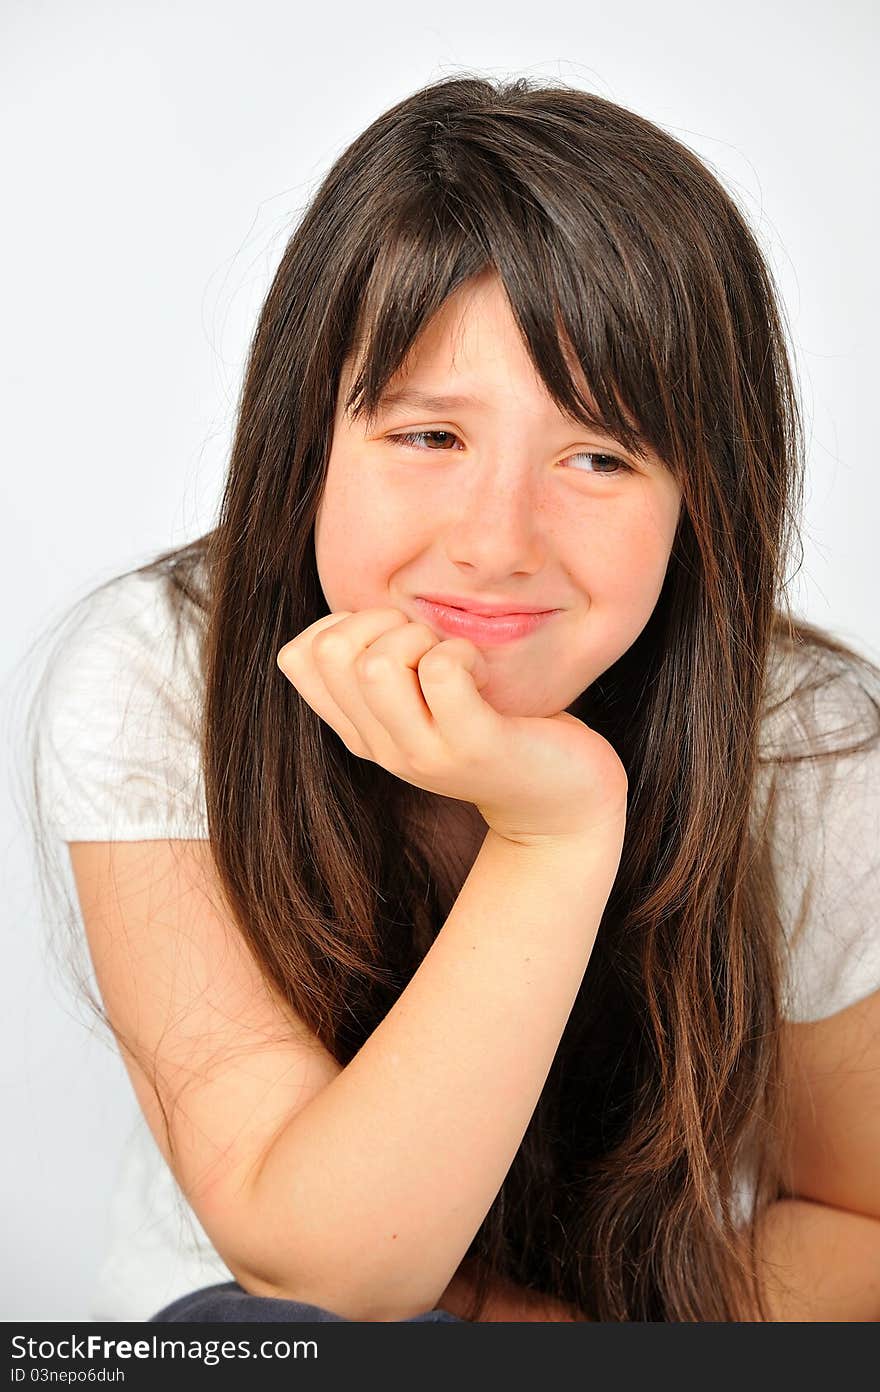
585;500;678;610
315;502;375;610
557;521;675;698
314;483;414;612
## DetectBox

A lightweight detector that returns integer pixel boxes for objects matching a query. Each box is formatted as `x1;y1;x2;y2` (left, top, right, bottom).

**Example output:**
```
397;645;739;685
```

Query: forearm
750;1197;880;1321
240;825;622;1321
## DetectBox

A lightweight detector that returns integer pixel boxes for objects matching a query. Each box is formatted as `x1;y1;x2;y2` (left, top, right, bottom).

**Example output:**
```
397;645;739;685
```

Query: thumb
421;637;491;692
472;650;492;691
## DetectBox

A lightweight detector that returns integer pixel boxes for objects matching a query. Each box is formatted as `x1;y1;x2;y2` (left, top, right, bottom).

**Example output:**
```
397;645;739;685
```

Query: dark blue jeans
149;1280;465;1323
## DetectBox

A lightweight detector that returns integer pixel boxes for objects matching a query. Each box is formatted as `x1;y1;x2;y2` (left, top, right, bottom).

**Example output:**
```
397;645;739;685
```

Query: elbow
232;1267;437;1323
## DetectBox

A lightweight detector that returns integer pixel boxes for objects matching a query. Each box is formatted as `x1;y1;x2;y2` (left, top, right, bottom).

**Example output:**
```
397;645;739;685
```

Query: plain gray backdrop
2;0;877;1321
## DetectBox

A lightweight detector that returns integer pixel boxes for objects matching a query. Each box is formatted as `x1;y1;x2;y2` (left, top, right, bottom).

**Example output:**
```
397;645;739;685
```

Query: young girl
29;74;880;1324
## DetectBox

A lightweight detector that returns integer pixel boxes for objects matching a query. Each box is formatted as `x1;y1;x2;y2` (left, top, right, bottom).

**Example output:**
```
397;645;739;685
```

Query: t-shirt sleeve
760;649;880;1023
33;569;209;842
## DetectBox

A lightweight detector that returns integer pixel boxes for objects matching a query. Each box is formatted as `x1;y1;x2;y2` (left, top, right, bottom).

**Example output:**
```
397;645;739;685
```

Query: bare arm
68;609;627;1327
233;823;623;1321
747;1197;880;1321
439;1198;880;1322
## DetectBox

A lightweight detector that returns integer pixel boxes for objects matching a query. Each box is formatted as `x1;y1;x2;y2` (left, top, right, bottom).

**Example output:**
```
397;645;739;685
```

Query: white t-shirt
31;563;880;1320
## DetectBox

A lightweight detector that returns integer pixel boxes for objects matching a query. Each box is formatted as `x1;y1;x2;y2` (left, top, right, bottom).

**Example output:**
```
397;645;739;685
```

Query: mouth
417;592;557;617
413;597;561;647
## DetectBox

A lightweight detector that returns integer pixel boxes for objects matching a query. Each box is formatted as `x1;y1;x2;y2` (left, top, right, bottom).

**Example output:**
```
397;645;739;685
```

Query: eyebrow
373;386;647;452
376;387;620;434
375;388;483;415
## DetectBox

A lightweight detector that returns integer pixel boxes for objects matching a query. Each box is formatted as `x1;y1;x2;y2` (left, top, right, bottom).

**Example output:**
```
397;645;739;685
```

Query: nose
442;457;547;577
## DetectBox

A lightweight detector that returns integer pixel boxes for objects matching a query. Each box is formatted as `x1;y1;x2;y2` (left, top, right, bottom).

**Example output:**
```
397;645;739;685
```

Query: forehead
342;278;605;423
338;263;665;471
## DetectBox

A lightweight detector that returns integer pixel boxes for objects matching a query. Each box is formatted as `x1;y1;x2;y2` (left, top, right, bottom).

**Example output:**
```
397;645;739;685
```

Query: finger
354;621;447;759
416;638;499;748
276;610;391;755
276;610;354;678
310;608;429;758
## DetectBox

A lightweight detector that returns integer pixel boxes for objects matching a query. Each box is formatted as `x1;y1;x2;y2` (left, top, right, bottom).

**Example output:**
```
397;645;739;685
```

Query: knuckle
397;755;428;781
312;629;349;662
418;646;459;678
277;640;300;669
397;747;428;775
410;757;442;782
401;737;445;778
381;608;412;627
338;730;372;758
359;651;395;681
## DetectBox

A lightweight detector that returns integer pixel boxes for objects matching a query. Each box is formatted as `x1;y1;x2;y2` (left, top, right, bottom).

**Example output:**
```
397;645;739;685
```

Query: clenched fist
277;608;628;847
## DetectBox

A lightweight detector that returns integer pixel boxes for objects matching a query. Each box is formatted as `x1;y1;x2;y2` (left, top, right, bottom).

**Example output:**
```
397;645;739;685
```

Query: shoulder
31;555;210;842
60;555;206;676
757;629;880;1023
37;561;208;740
756;634;880;867
760;633;880;762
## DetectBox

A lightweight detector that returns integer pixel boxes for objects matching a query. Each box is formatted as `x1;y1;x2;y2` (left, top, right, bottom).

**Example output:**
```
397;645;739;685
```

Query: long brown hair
26;74;880;1321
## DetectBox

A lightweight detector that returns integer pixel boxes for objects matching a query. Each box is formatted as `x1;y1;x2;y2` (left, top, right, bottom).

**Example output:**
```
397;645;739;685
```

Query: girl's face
315;270;683;717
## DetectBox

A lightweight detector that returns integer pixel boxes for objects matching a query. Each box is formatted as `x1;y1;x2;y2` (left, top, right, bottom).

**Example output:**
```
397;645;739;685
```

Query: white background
2;0;877;1320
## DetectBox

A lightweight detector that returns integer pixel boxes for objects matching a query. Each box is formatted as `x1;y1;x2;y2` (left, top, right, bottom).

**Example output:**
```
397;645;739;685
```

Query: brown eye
564;451;632;477
389;431;460;450
388;433;632;475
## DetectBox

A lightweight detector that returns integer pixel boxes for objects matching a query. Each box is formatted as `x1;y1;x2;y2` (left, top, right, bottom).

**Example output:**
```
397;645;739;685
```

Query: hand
277;607;628;846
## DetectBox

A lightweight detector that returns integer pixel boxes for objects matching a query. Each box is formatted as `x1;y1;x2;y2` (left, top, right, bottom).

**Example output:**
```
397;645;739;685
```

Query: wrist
484;817;626;862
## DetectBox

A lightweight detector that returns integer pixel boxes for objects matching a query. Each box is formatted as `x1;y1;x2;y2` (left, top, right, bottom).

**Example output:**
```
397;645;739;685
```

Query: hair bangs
341;169;667;469
342;202;488;428
497;255;661;466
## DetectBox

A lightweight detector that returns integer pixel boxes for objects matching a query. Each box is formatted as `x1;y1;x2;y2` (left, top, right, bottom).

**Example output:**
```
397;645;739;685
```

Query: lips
413;597;561;647
417;593;557;617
